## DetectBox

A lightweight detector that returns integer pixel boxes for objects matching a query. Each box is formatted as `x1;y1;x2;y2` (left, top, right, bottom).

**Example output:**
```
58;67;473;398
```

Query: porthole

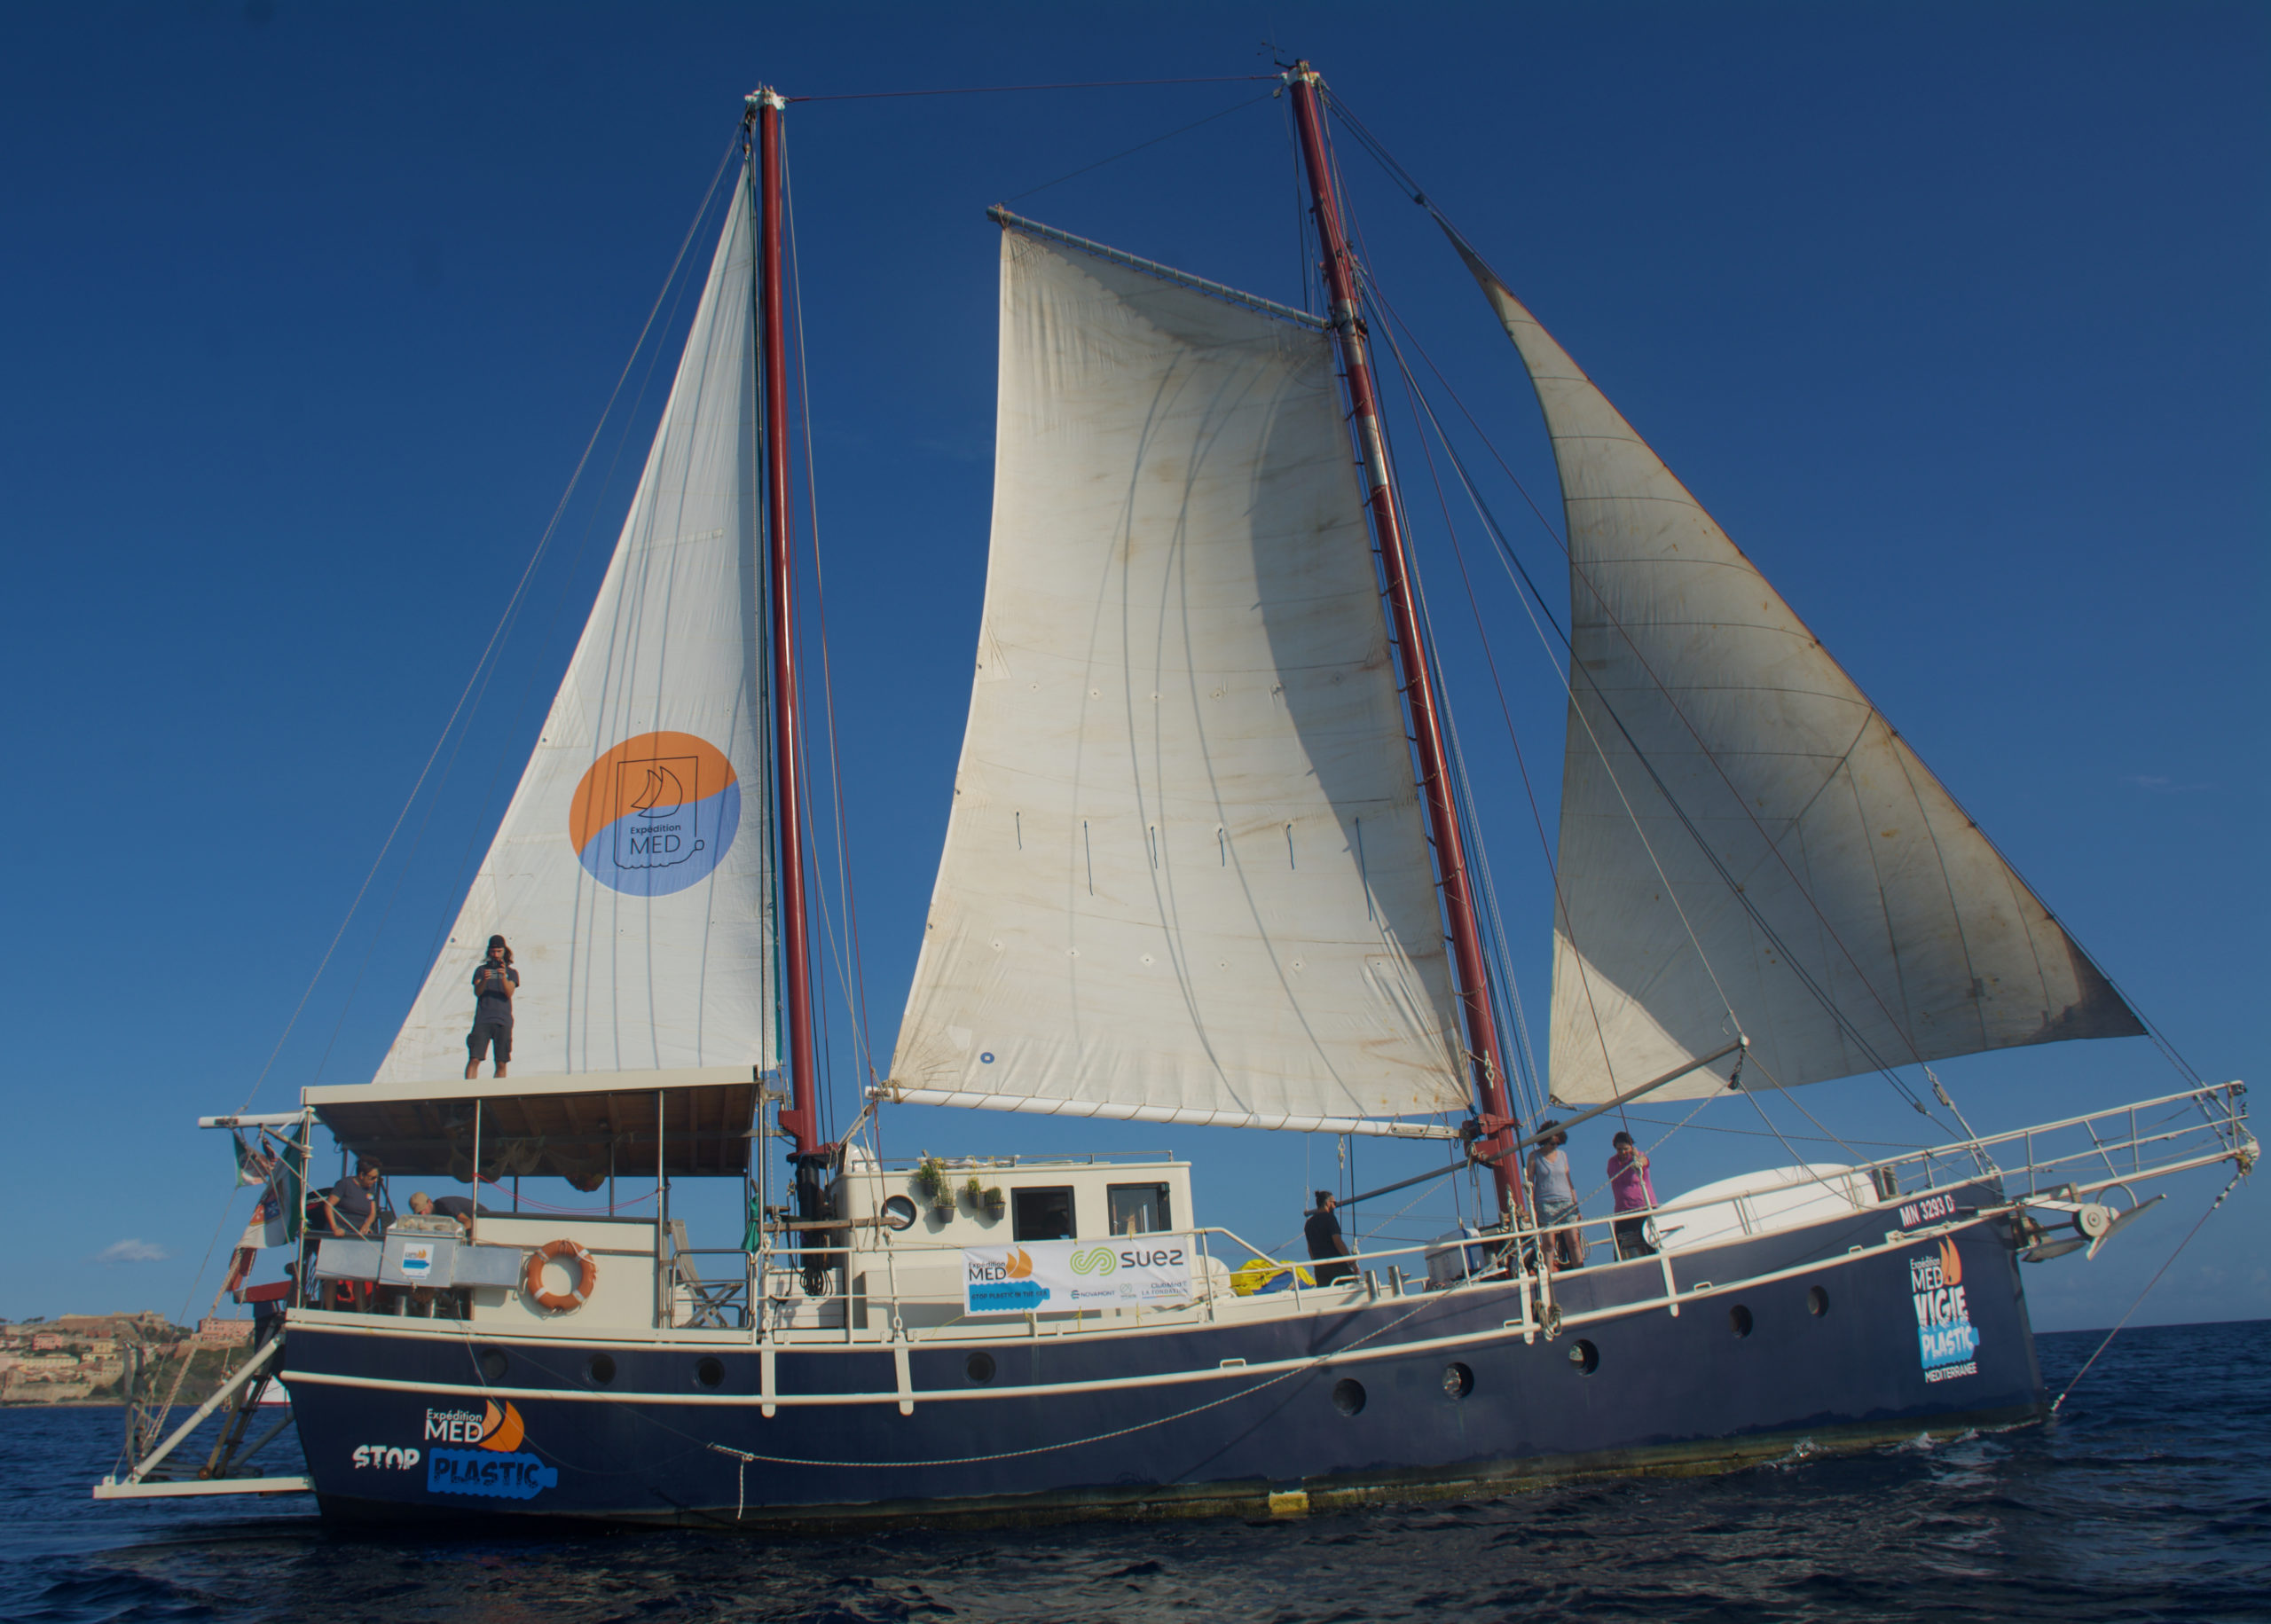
1568;1338;1599;1375
1442;1361;1473;1400
694;1356;724;1389
476;1348;508;1382
1332;1377;1367;1416
1807;1286;1830;1317
965;1351;997;1385
880;1195;918;1232
1729;1305;1754;1338
587;1353;617;1385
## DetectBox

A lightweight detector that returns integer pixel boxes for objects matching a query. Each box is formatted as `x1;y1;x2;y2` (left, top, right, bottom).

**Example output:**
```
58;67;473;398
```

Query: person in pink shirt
1607;1131;1659;1259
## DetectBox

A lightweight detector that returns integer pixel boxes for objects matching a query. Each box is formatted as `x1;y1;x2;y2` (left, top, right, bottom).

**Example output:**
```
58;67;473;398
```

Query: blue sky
0;4;2261;1336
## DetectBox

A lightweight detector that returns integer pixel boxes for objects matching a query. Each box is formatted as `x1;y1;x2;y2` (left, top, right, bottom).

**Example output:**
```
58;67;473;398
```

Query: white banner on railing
963;1236;1195;1316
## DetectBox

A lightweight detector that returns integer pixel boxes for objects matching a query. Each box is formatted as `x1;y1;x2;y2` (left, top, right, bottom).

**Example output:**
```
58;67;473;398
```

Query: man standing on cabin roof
465;935;518;1080
1304;1190;1356;1286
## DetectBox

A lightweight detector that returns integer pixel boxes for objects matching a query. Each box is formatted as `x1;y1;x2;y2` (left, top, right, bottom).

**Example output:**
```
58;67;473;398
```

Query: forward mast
1285;65;1524;1214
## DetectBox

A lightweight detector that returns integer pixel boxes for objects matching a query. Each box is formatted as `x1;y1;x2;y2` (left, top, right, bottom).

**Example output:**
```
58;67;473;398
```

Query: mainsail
886;225;1471;1136
375;176;774;1085
1453;240;2143;1104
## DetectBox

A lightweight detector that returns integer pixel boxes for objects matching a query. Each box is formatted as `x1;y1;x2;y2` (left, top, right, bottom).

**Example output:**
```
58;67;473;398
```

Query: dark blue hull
287;1202;2042;1528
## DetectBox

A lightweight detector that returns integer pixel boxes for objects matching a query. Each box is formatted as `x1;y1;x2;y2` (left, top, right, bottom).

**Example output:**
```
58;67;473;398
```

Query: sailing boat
98;67;2251;1523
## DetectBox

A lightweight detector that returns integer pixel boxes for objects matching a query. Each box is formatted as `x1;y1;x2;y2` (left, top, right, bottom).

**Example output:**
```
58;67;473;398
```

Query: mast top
746;85;786;112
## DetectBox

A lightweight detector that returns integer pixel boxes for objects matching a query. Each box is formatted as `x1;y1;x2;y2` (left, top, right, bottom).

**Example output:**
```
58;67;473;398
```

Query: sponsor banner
963;1236;1194;1316
1911;1239;1981;1382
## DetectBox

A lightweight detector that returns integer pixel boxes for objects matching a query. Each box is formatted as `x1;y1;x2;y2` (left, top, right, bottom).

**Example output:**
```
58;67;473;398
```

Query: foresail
375;176;774;1085
1452;239;2142;1104
884;227;1470;1136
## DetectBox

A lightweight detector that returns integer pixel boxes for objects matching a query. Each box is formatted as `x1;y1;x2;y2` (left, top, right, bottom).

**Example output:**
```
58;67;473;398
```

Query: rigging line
231;132;744;1114
1374;298;1547;1114
1367;283;1590;1121
1334;170;1551;1125
1340;192;1682;1111
783;131;878;1087
2051;1168;2243;1416
790;74;1278;103
1003;90;1277;202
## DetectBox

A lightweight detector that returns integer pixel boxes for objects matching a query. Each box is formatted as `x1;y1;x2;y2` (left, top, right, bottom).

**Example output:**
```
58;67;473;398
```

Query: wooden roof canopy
301;1068;761;1181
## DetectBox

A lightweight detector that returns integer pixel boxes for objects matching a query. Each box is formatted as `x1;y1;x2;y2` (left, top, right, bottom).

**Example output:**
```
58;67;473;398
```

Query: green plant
982;1187;1007;1218
963;1176;985;1209
915;1156;945;1196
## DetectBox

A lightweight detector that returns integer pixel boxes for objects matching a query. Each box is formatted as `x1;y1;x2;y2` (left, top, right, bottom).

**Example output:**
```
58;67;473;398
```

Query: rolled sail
375;175;774;1084
1453;238;2143;1104
885;225;1470;1137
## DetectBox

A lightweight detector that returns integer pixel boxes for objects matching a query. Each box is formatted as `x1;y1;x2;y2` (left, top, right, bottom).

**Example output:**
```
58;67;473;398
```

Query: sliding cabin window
1012;1188;1076;1243
1107;1183;1171;1236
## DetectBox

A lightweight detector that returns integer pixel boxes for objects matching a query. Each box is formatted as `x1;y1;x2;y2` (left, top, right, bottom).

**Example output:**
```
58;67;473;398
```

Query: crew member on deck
323;1159;385;1238
1608;1130;1659;1259
408;1190;477;1233
465;934;519;1080
1304;1189;1356;1286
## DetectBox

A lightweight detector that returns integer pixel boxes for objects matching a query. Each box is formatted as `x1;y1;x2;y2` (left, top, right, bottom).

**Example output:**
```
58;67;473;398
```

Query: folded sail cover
887;228;1471;1136
376;175;774;1084
1455;240;2142;1103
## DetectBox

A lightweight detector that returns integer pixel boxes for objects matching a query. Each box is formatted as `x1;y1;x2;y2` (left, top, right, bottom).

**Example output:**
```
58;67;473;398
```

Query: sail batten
1452;238;2143;1103
375;176;774;1087
886;227;1472;1128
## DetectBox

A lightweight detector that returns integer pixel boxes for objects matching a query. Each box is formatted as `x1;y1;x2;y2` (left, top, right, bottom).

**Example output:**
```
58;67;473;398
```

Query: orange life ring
524;1239;598;1312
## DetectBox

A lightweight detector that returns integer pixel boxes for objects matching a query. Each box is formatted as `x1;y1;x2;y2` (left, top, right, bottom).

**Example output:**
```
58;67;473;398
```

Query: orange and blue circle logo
569;731;739;897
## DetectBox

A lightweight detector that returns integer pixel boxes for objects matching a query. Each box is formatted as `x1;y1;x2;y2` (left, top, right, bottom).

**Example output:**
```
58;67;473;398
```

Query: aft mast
749;88;824;1168
1285;63;1524;1217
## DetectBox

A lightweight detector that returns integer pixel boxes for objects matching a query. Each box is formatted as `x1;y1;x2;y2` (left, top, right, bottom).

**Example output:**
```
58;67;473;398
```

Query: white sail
885;227;1470;1137
375;176;774;1085
1454;240;2142;1104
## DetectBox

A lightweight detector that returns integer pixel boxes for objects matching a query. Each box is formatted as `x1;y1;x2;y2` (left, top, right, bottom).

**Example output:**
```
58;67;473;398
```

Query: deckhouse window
1012;1187;1076;1242
1107;1183;1170;1236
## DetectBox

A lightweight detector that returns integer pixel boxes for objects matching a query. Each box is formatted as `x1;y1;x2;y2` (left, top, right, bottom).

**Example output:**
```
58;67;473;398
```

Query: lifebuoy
524;1239;598;1312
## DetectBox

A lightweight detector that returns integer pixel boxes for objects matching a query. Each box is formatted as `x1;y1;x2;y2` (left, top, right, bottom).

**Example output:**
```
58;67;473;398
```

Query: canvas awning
301;1067;762;1181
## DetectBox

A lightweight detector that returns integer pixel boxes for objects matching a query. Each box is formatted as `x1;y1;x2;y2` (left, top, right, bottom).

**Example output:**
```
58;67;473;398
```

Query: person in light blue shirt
1528;1122;1585;1270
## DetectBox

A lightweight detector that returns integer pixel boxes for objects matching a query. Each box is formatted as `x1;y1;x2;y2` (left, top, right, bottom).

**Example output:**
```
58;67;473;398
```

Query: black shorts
468;1022;513;1063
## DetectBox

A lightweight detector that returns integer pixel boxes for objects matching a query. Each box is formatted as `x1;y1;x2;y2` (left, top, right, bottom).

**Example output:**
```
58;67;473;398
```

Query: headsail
375;175;774;1085
1452;238;2142;1104
884;225;1471;1138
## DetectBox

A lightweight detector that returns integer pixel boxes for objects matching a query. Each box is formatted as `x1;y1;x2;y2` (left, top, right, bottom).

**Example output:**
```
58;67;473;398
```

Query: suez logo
1911;1239;1983;1383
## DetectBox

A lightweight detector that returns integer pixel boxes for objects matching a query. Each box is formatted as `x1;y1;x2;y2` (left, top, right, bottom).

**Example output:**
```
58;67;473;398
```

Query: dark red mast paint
1285;64;1524;1218
750;88;821;1159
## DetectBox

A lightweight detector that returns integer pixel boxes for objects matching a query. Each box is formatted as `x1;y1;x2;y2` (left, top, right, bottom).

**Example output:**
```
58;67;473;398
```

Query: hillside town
0;1314;253;1404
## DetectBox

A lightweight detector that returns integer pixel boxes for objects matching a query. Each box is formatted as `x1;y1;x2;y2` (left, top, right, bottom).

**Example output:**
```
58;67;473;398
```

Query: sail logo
570;732;740;897
425;1400;556;1500
425;1400;525;1449
1910;1240;1981;1382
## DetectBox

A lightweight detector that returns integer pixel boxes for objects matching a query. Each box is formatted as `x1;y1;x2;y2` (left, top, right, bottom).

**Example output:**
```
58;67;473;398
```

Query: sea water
3;1321;2265;1622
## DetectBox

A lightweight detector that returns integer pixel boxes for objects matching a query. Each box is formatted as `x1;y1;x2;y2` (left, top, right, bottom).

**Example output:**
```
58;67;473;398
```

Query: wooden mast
749;87;823;1163
1285;63;1525;1218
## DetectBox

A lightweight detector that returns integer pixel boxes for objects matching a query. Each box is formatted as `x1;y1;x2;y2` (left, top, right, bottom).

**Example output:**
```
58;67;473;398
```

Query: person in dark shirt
408;1191;477;1234
464;934;519;1079
324;1159;384;1237
1303;1189;1356;1286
